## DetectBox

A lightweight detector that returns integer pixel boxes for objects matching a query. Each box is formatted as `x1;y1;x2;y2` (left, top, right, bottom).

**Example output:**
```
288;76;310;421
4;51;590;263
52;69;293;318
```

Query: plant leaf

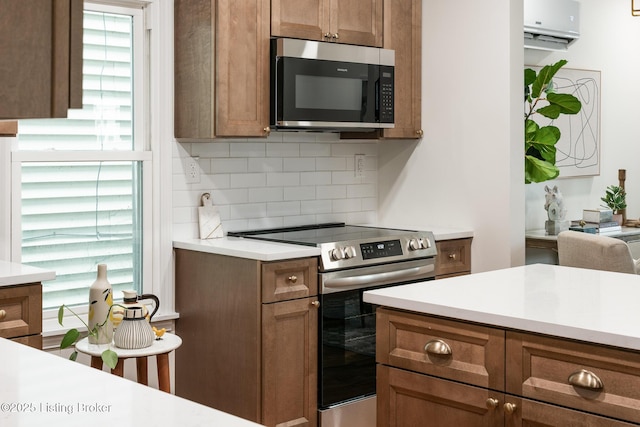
102;349;118;370
60;328;80;349
547;92;582;115
531;59;568;99
525;155;560;184
69;350;78;362
58;305;65;325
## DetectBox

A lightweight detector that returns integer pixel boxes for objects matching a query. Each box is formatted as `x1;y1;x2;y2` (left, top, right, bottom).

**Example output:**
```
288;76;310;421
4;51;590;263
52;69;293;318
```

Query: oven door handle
323;264;435;290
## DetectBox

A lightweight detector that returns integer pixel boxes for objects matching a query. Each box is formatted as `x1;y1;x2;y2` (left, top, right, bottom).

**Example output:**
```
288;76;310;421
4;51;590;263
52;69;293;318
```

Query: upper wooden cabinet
0;0;83;120
174;0;271;139
271;0;383;47
381;0;423;139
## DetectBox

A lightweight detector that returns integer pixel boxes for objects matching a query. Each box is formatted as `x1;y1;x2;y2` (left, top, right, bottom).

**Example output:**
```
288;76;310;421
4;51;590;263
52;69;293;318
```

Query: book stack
569;209;622;235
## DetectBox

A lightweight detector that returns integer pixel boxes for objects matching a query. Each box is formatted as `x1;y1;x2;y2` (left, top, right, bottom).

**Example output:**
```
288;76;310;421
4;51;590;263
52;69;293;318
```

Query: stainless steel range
228;223;437;427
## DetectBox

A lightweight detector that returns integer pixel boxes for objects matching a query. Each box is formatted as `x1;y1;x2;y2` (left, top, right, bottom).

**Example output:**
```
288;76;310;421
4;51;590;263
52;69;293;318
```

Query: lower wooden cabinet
376;308;640;426
0;283;42;349
435;237;472;279
175;249;318;427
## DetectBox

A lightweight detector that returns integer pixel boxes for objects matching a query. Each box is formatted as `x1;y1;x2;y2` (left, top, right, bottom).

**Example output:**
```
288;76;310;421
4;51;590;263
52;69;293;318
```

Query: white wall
525;0;640;230
378;0;525;272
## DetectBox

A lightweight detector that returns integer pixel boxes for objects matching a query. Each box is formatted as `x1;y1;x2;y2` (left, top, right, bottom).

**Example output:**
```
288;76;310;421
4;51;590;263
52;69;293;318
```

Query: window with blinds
17;6;146;310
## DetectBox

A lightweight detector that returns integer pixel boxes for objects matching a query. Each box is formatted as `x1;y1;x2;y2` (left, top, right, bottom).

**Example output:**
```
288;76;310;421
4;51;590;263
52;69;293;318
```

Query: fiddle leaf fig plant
58;304;119;369
524;59;582;184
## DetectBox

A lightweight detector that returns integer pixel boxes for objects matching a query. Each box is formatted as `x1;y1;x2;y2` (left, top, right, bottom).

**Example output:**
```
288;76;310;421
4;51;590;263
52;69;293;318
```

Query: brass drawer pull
448;253;456;260
503;402;517;414
0;309;5;321
311;300;320;308
424;339;451;356
486;398;499;409
288;275;298;283
568;369;603;391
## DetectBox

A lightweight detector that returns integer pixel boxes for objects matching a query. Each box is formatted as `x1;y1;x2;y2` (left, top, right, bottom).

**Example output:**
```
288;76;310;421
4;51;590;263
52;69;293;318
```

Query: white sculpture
544;185;567;221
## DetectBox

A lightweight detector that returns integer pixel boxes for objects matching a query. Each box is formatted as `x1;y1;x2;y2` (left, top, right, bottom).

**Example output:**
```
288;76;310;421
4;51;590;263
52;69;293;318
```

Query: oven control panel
320;231;437;271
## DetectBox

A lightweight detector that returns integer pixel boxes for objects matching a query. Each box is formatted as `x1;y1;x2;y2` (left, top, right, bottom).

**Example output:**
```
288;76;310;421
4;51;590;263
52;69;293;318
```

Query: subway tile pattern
173;132;378;238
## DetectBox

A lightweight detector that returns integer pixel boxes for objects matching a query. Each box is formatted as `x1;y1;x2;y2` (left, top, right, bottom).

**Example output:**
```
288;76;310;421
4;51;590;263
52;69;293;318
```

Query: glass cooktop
227;223;419;247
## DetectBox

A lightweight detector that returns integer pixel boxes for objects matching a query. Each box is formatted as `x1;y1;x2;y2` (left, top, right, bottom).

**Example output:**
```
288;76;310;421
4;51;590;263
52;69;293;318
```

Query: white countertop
364;263;640;351
173;236;320;260
526;226;640;240
0;337;264;426
173;226;472;260
0;260;55;287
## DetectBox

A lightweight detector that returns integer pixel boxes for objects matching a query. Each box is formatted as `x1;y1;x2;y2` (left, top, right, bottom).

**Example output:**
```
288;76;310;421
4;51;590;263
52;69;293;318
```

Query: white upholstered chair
557;230;640;274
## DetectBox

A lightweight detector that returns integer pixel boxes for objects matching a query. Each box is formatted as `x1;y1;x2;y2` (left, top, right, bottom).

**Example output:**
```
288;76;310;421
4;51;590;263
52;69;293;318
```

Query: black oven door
319;286;379;409
273;56;380;128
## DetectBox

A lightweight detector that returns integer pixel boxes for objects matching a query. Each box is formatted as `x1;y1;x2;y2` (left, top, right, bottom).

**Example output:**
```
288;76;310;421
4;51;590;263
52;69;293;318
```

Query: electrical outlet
355;154;365;178
184;157;200;183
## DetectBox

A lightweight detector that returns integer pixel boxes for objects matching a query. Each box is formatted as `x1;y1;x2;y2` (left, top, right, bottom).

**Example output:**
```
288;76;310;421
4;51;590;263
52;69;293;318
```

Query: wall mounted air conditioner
524;0;580;51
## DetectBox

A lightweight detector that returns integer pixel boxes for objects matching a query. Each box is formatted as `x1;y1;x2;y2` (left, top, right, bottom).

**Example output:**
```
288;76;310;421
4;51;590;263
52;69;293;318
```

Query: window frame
10;1;153;324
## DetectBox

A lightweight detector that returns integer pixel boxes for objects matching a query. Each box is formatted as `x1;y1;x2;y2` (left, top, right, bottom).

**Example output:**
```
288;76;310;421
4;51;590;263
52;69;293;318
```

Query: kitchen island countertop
0;260;55;287
364;263;640;351
0;337;265;426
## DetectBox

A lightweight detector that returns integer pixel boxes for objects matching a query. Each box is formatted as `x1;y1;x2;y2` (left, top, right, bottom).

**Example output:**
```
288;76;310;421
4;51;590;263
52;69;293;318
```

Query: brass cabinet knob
416;129;424;137
568;369;603;391
424;339;452;356
311;300;320;308
485;398;499;409
323;32;331;39
332;33;339;40
448;253;456;260
0;309;5;321
288;275;298;283
263;126;271;136
503;402;517;414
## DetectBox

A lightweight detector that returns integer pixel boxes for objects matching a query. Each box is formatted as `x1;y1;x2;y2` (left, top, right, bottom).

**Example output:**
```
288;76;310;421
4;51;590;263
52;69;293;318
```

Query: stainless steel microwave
270;38;395;131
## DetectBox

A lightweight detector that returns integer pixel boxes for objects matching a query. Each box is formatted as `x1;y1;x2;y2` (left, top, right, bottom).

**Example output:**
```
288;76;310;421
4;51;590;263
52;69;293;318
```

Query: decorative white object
88;264;114;344
114;306;155;349
544;185;569;235
198;193;223;239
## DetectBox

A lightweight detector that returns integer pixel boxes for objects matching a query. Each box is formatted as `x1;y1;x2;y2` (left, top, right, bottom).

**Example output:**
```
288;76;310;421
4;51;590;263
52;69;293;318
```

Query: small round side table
75;333;182;393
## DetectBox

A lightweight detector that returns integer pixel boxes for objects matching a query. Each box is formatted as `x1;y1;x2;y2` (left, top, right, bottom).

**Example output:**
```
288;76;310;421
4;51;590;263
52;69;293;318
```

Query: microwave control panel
379;65;394;124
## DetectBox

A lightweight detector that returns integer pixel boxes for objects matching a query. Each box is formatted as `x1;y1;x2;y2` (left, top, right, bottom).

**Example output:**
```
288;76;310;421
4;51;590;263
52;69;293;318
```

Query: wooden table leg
156;353;170;393
111;359;124;377
90;356;102;370
136;357;148;386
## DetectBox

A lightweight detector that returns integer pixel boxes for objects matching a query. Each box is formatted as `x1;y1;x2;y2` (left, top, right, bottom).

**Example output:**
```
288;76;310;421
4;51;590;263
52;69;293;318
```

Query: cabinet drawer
435;238;471;278
507;331;640;424
0;284;42;339
11;334;42;350
262;258;318;303
377;308;505;391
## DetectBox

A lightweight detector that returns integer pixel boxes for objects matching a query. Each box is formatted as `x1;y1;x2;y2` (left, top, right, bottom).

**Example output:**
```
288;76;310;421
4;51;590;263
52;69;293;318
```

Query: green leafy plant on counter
601;185;627;213
58;304;121;369
524;59;582;184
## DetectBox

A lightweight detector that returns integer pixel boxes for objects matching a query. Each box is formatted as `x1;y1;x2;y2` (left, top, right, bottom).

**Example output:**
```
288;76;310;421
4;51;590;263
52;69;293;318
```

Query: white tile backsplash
173;133;378;238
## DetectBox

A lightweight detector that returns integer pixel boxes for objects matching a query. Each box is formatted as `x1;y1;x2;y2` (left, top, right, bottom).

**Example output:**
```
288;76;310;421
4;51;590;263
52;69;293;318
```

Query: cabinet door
382;0;422;139
435;238;472;278
329;0;382;47
262;297;318;427
261;258;318;303
0;284;42;340
504;396;638;427
507;331;640;424
217;0;271;137
271;0;326;41
378;365;503;427
272;0;382;47
0;0;82;119
175;0;270;139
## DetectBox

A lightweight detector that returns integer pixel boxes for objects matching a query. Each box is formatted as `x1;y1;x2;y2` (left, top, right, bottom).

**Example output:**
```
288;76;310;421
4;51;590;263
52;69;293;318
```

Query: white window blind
17;6;147;310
